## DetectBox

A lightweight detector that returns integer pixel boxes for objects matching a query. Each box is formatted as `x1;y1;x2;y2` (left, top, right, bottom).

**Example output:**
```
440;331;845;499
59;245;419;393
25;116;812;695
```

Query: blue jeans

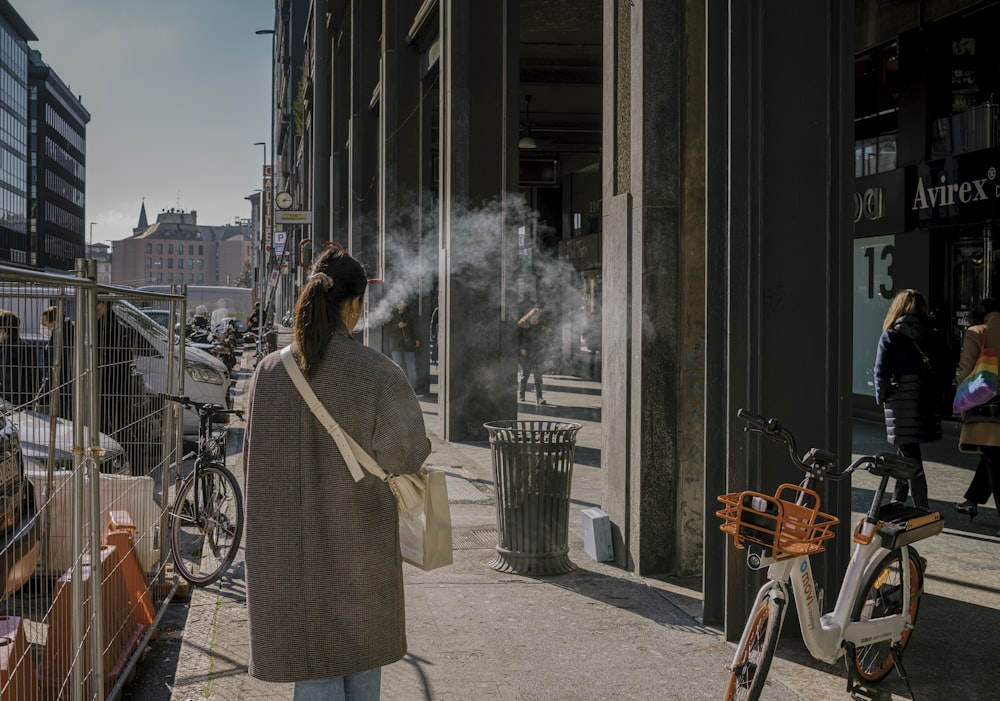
391;350;417;389
293;667;381;700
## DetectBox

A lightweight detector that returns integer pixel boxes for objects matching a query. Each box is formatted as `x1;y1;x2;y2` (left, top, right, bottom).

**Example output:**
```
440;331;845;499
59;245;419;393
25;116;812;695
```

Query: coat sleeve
956;326;983;382
873;331;893;405
370;369;431;475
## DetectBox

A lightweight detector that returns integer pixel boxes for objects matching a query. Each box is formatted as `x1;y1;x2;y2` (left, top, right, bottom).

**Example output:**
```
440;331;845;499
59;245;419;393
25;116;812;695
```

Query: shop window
929;25;1000;157
855;40;898;177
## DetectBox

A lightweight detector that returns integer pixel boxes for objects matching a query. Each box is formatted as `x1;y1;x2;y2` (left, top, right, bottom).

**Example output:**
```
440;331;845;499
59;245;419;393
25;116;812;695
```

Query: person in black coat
517;307;549;404
39;306;75;419
0;310;37;408
873;288;948;509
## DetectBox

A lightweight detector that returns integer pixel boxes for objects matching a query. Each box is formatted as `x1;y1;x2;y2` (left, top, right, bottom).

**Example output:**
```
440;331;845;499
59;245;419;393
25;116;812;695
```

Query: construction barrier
0;266;195;698
0;617;38;700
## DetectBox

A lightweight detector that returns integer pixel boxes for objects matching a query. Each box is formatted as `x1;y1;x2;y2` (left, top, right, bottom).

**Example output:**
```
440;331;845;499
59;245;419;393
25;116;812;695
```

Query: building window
146;272;153;283
155;258;162;268
188;245;194;255
178;258;184;269
145;243;152;254
855;40;898;177
157;272;163;282
198;245;204;255
145;258;152;268
157;244;163;254
167;273;173;283
167;258;173;269
197;273;204;283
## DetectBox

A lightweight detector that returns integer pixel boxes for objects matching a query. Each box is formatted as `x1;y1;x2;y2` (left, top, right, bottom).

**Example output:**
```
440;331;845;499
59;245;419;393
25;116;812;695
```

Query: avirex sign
911;149;1000;225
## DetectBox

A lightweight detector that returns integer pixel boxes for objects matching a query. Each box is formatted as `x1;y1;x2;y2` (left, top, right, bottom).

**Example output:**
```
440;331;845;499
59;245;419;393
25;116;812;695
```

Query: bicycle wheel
725;591;784;701
849;547;924;683
170;462;244;586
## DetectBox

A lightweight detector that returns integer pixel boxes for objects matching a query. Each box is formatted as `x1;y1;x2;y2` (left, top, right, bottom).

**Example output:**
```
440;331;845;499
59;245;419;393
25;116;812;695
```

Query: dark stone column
602;0;706;576
348;0;381;270
702;1;854;636
380;0;432;390
438;0;518;441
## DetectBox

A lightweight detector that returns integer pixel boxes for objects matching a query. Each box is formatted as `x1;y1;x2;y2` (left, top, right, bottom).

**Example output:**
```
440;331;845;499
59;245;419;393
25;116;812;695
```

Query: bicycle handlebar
158;393;245;419
737;408;917;481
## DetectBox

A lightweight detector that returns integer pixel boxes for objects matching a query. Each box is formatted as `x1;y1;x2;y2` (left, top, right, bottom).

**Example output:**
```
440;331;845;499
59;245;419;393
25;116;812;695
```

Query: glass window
855;40;898;175
145;243;152;254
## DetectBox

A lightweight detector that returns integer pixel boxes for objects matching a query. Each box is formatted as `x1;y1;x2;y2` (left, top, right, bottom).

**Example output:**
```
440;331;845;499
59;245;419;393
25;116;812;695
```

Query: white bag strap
279;346;389;484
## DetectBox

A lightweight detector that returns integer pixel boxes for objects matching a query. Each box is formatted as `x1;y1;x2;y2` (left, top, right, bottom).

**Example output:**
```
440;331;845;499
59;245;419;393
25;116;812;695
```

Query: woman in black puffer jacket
873;289;948;509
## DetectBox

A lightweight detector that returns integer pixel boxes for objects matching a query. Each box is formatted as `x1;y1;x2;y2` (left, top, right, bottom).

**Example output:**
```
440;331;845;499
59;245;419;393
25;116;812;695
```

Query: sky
16;0;273;248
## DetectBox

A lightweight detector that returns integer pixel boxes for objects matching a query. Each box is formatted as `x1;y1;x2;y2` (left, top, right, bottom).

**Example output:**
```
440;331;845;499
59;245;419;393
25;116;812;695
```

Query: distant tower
134;197;149;235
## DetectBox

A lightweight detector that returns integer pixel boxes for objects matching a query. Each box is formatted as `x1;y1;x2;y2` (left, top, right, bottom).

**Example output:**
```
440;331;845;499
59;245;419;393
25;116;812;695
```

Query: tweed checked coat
243;330;431;682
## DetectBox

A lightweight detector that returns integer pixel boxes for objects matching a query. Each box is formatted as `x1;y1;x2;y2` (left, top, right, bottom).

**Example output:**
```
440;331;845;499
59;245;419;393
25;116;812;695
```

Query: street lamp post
257;27;277;320
253;141;268;316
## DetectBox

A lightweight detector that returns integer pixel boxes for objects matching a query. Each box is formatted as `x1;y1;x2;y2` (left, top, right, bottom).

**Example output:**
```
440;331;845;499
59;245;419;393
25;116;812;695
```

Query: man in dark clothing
517;307;548;405
384;301;420;390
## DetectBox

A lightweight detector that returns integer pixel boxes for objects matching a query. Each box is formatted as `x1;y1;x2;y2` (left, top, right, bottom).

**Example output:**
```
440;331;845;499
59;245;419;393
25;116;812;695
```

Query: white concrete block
581;507;613;562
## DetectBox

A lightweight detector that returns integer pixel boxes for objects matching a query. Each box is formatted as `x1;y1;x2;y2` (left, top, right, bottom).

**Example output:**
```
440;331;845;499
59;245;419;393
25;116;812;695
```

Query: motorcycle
181;320;237;375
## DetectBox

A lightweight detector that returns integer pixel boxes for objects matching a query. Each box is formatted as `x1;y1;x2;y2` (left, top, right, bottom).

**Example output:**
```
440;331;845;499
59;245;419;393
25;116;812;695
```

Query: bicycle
719;409;944;701
161;394;245;586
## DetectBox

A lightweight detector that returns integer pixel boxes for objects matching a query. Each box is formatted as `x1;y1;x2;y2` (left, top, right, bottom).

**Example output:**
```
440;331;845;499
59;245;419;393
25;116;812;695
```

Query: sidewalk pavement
167;341;1000;700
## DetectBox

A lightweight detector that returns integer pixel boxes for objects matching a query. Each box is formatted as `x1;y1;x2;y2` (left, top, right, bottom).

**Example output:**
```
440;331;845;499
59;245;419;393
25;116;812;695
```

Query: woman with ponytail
243;247;431;699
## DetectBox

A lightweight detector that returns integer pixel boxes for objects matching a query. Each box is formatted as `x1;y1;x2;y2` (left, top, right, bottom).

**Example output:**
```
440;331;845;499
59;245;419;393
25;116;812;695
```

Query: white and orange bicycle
718;409;944;700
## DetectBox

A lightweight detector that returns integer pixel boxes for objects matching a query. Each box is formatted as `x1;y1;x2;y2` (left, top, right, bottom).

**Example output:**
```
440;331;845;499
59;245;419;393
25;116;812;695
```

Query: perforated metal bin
483;420;582;576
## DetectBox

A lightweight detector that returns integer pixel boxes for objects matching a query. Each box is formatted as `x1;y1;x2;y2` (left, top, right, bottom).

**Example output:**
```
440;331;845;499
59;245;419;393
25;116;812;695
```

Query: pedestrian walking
873;288;948;509
517;307;549;404
954;298;1000;531
243;247;431;699
384;299;420;390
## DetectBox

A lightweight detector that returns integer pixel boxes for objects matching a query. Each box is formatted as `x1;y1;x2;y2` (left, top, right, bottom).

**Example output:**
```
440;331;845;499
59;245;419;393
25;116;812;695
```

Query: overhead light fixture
519;94;537;149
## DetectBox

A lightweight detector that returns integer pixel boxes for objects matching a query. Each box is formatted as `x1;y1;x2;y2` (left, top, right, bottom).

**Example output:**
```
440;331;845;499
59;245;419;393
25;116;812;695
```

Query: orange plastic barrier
104;510;155;639
0;616;38;699
37;509;155;698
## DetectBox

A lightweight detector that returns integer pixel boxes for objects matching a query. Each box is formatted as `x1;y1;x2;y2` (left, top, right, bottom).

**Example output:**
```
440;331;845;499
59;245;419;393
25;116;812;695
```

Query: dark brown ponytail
293;247;368;376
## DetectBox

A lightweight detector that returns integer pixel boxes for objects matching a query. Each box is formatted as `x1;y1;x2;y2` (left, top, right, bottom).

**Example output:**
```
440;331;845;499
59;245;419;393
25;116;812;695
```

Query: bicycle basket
716;483;839;560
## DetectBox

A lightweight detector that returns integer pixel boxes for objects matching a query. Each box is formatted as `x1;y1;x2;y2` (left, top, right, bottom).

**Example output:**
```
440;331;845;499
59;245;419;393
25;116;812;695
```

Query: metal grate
452;528;498;550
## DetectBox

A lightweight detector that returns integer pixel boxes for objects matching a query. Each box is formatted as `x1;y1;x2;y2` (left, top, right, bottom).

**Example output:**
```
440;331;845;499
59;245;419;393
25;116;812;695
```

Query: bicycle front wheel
849;547;924;683
725;591;784;701
170;462;244;586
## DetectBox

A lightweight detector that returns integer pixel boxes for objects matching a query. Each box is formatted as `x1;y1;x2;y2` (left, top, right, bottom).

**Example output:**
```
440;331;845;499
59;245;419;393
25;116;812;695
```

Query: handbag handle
279;345;391;484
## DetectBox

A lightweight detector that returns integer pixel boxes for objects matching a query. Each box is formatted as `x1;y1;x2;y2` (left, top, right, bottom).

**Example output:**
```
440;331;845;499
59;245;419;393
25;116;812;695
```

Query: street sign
273;230;286;256
275;210;313;224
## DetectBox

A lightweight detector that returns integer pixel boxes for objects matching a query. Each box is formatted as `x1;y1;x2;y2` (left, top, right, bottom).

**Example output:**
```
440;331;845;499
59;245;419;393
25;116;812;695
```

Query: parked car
4;398;130;475
0;408;40;599
115;301;230;427
11;290;229;436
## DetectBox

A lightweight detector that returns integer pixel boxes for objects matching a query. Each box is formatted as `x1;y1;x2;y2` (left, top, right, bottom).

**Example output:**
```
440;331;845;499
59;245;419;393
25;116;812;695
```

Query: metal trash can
483;420;582;576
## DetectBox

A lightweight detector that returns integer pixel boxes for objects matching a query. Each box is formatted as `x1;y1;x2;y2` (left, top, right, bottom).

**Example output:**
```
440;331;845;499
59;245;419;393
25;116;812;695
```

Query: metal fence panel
0;262;204;700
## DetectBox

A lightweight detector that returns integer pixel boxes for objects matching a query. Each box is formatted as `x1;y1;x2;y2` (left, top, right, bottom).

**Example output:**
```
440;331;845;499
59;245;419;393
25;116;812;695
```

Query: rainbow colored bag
953;327;1000;413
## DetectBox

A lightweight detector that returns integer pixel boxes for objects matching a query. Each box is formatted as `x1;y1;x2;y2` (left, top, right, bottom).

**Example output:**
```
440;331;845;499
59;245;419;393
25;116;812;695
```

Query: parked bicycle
719;409;944;701
161;393;245;586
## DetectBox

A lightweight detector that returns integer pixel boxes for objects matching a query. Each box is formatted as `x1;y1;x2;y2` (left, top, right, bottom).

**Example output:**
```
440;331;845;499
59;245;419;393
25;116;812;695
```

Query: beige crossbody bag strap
279;346;390;484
